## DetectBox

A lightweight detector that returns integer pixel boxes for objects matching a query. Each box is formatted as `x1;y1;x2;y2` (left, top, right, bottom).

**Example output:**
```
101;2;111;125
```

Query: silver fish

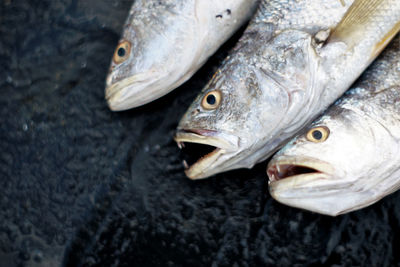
175;0;400;179
105;0;259;111
267;35;400;216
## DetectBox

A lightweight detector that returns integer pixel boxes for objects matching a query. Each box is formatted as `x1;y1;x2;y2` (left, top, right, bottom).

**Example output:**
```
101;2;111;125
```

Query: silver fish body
267;35;400;216
175;0;400;179
105;0;259;111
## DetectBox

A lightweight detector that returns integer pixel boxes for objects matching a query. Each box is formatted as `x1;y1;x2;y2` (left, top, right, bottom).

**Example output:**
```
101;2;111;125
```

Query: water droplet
32;249;43;262
6;75;12;83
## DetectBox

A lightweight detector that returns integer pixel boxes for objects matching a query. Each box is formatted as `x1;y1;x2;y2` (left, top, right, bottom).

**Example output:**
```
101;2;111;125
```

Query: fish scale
268;35;400;216
105;0;259;111
176;0;400;179
255;0;353;34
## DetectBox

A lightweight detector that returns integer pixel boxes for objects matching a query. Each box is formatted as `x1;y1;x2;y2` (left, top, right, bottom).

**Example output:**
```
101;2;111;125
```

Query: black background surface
1;0;400;266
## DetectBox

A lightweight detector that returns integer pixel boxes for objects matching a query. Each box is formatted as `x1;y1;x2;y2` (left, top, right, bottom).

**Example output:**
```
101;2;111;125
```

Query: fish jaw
267;156;356;216
174;129;240;179
267;156;335;186
105;71;164;111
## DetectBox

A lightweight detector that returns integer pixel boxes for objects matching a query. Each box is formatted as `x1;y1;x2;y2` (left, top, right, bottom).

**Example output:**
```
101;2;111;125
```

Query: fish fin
329;0;396;47
371;22;400;60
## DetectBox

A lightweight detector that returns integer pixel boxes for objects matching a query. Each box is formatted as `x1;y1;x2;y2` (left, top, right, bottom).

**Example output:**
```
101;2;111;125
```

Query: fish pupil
117;47;126;57
206;94;216;105
312;130;322;140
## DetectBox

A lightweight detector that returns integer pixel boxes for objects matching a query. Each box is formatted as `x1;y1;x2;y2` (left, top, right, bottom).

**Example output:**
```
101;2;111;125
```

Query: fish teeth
183;160;189;169
177;142;185;149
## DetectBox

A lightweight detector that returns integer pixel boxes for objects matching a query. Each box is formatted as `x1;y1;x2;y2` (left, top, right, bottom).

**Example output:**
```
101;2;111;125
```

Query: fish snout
105;70;168;111
173;129;240;179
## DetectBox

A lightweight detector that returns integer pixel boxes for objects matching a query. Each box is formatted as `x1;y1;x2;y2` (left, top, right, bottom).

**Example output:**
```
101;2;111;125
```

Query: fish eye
117;47;125;57
113;41;131;64
306;126;330;143
201;90;222;110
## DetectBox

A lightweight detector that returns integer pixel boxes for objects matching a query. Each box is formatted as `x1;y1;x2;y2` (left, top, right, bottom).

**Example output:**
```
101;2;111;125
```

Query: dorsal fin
329;0;400;49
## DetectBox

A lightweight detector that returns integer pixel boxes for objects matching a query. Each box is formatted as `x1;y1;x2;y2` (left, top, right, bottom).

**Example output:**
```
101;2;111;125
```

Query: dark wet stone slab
1;0;400;266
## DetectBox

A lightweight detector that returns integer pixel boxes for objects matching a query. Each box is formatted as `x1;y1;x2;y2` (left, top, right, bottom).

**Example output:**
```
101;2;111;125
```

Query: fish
267;35;400;216
105;0;259;111
175;0;400;179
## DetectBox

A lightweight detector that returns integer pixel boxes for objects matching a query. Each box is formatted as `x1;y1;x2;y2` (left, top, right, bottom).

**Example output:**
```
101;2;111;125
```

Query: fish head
105;2;208;111
105;0;259;111
105;20;192;111
175;29;323;179
267;104;391;216
174;51;292;179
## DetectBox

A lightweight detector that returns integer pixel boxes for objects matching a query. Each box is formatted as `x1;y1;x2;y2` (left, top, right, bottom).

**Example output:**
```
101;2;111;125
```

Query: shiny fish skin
105;0;259;111
175;0;400;179
267;35;400;216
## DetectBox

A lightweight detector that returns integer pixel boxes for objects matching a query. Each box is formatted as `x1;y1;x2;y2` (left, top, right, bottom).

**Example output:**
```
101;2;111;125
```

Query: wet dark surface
1;0;400;266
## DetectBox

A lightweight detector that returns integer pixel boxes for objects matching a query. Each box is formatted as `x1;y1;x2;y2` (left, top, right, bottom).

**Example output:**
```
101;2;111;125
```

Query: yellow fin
371;22;400;60
329;0;393;46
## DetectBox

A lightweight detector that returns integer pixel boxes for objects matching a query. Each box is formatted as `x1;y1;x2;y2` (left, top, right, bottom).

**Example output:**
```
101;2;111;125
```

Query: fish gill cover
0;0;399;266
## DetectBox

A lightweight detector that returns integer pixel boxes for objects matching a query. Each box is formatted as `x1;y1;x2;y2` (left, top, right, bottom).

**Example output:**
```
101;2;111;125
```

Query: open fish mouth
174;129;239;179
267;157;334;186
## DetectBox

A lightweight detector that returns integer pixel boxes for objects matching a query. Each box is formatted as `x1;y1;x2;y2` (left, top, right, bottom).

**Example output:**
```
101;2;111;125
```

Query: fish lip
174;129;239;179
105;70;166;111
105;77;146;111
174;129;239;151
267;157;352;215
267;156;335;186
